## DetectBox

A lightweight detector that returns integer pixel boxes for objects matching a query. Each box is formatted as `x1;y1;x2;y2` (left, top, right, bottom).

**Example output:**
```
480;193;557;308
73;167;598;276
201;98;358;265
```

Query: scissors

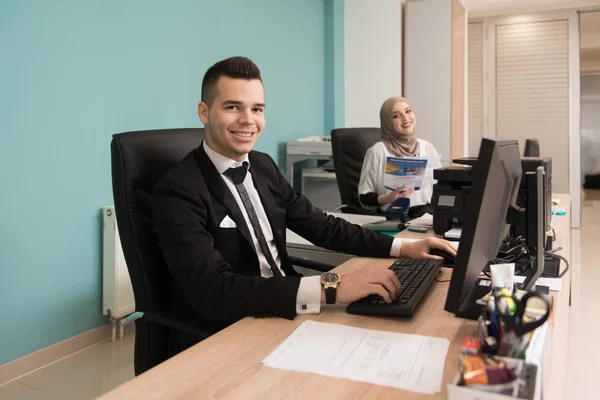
498;291;551;337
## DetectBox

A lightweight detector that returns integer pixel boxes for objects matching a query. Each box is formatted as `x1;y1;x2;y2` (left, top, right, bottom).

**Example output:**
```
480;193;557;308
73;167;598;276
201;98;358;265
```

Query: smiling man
152;56;456;356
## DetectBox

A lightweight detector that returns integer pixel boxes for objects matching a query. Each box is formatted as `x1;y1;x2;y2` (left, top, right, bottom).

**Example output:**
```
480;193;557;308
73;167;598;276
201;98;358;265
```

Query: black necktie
224;162;283;277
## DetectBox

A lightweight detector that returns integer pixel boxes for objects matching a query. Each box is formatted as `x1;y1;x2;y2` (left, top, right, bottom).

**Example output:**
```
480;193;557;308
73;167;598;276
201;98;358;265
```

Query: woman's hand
378;185;414;205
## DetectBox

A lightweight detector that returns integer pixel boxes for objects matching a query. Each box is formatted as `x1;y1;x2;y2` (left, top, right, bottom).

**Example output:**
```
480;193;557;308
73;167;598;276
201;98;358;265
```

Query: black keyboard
346;258;444;318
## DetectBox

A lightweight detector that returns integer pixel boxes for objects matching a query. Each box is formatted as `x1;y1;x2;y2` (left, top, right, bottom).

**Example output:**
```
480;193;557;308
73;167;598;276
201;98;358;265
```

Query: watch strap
325;286;336;304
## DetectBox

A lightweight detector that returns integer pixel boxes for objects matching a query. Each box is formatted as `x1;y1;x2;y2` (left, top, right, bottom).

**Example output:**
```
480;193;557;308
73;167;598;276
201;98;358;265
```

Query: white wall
581;75;600;130
404;0;453;164
582;101;600;130
581;75;600;177
344;0;403;127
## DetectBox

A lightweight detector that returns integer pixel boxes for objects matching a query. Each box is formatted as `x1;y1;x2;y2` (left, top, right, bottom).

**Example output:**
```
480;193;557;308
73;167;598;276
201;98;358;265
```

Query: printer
286;136;332;157
431;157;553;244
429;165;474;235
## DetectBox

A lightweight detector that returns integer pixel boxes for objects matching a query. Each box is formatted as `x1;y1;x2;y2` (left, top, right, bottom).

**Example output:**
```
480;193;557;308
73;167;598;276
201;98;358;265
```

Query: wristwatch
320;272;342;304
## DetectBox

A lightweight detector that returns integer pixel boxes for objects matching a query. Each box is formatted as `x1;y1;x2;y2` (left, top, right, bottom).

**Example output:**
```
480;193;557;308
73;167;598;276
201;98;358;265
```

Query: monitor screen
444;138;523;318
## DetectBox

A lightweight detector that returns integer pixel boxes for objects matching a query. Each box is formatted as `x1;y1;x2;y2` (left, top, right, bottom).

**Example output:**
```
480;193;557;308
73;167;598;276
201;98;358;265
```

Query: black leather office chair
331;128;382;215
111;128;212;375
111;128;335;375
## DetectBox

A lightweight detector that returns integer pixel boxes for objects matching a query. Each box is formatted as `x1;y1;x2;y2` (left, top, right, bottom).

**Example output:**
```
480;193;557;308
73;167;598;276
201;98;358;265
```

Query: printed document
262;321;450;395
383;155;441;191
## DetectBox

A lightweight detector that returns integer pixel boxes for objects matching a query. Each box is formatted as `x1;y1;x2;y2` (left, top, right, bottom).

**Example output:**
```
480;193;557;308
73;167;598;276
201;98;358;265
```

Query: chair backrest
331;127;382;210
111;128;205;313
111;128;204;373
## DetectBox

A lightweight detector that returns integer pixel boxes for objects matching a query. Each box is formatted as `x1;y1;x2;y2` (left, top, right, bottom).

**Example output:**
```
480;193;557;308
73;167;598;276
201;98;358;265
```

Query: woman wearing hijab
358;96;442;214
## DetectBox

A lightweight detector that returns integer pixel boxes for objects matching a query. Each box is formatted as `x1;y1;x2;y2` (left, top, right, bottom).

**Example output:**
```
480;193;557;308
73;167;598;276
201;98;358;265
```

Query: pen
487;298;499;341
385;185;412;192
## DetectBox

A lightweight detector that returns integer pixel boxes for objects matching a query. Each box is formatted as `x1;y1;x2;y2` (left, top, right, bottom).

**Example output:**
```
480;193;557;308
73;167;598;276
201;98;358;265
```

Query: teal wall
324;0;345;133
0;0;329;365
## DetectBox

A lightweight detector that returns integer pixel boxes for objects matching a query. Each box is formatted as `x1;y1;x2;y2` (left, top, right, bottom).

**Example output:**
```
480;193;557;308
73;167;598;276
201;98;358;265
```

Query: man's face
198;76;265;161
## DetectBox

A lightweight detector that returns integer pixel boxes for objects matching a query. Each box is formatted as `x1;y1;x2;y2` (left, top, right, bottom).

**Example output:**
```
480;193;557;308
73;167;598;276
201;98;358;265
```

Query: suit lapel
194;147;255;251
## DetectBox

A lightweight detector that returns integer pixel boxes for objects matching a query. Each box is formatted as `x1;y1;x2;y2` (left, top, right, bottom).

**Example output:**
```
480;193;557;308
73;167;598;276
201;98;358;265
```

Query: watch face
321;272;340;284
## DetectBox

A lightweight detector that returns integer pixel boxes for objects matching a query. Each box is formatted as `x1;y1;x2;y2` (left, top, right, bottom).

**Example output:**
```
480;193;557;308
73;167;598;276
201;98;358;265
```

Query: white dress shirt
358;139;442;211
204;141;403;315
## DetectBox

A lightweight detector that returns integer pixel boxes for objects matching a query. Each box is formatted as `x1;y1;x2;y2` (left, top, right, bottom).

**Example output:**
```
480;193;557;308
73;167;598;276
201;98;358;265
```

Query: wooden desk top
100;194;571;400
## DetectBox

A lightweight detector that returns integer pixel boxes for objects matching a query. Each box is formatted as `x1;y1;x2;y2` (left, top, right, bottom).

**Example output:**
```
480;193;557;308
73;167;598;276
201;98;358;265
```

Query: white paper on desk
514;275;562;291
262;321;450;395
406;213;433;227
444;228;462;240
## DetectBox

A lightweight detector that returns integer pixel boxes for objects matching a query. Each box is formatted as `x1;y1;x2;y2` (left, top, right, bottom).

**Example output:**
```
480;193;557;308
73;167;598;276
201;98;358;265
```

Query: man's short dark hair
201;56;262;106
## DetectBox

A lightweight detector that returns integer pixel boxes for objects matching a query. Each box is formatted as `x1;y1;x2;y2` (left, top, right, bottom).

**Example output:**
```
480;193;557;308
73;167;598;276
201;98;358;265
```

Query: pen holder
477;303;530;359
447;355;538;400
459;298;551;400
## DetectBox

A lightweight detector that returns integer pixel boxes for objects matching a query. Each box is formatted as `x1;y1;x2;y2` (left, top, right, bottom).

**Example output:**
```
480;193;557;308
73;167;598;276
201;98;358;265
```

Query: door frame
475;11;581;228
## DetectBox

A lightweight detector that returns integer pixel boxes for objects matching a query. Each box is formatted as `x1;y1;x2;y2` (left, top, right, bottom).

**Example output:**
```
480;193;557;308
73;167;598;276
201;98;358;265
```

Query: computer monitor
521;166;546;290
444;138;524;319
524;139;540;157
513;157;552;252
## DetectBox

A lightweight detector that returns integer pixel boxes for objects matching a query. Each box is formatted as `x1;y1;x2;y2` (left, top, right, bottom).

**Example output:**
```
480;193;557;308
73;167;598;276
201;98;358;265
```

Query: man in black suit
152;56;456;355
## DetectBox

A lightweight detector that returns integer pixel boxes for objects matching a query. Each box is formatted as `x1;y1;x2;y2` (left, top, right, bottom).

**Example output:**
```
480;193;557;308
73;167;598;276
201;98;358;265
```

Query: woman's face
391;101;416;136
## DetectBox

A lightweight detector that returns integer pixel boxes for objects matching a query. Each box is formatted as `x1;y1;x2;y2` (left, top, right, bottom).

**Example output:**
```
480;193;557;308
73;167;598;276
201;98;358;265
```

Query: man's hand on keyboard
400;237;456;259
334;265;401;304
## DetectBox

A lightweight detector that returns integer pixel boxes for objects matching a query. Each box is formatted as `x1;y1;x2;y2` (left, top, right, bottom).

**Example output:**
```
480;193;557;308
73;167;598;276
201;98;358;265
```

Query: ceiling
464;1;600;73
465;0;600;17
581;11;600;48
581;12;600;73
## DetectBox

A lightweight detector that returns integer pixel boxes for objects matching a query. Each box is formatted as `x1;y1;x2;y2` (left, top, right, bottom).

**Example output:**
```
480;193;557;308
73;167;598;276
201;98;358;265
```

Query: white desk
285;212;386;268
286;211;386;246
99;195;571;400
285;213;457;268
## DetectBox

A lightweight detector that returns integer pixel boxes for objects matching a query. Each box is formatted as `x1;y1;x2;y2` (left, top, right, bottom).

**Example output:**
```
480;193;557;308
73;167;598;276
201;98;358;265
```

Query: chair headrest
111;128;205;193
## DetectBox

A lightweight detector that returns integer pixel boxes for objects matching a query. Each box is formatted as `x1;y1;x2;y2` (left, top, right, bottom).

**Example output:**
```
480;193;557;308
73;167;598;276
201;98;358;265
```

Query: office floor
565;189;600;400
1;190;599;400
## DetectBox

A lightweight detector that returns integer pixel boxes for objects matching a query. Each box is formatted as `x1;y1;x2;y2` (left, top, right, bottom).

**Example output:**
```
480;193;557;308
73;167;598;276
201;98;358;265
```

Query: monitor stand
455;278;491;320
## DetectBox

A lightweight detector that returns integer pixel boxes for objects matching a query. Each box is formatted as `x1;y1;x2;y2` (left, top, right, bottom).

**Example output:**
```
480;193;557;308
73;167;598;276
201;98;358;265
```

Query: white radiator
102;206;135;322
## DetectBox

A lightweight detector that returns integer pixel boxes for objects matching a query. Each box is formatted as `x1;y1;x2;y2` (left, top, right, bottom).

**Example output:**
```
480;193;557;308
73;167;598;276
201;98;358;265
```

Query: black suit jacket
152;145;394;354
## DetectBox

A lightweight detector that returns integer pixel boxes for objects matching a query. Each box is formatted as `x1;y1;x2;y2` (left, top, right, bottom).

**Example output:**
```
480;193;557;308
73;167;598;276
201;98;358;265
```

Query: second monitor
444;138;545;319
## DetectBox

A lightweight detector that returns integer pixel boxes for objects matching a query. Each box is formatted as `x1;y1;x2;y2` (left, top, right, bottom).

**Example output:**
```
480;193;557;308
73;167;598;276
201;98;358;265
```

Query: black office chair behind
111;128;212;375
331;127;382;215
524;138;540;157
